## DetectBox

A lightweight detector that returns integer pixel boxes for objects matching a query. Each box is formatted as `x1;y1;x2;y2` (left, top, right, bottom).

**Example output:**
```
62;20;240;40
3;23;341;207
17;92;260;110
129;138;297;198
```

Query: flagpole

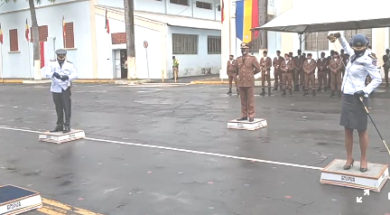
27;41;33;79
1;43;3;83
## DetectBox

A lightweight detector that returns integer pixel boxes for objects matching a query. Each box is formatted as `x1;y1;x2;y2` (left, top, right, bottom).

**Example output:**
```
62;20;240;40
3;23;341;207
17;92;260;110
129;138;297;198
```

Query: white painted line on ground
85;137;324;171
0;125;324;171
0;126;42;134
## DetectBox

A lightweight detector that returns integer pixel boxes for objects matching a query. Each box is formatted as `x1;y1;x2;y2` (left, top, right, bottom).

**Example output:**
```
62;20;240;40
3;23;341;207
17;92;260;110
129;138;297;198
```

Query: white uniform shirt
339;35;382;95
42;60;78;93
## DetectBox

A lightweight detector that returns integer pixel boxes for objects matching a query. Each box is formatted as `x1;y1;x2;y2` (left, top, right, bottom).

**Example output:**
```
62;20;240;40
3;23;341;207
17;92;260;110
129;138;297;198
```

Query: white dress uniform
338;35;382;131
339;35;382;96
41;58;77;132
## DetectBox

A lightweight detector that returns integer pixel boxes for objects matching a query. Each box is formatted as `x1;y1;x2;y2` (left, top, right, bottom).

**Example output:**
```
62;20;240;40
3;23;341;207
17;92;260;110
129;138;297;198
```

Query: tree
124;0;136;79
3;0;54;79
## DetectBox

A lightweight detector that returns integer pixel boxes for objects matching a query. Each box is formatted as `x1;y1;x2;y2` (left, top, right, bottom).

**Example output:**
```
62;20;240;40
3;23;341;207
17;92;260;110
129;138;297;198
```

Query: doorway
120;49;127;79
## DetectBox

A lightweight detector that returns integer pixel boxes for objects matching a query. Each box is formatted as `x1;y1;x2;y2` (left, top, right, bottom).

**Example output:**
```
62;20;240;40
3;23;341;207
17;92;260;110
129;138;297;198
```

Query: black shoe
63;126;71;133
343;159;354;170
260;89;266;96
50;126;63;132
248;118;254;122
237;117;247;121
227;90;232;95
360;167;368;172
282;90;286;96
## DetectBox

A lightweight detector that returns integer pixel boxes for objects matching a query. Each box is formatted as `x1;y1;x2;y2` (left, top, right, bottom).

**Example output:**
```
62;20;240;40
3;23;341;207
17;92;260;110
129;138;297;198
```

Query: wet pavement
0;83;390;215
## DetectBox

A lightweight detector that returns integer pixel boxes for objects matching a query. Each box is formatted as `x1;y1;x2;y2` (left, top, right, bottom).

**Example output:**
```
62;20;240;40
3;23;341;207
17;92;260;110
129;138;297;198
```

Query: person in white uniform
42;49;77;133
329;33;382;172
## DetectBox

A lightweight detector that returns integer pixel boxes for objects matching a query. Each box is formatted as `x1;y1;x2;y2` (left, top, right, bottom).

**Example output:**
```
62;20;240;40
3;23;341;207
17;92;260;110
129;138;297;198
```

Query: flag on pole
62;16;66;47
221;0;224;23
105;9;110;34
0;24;3;44
25;19;30;42
235;0;259;43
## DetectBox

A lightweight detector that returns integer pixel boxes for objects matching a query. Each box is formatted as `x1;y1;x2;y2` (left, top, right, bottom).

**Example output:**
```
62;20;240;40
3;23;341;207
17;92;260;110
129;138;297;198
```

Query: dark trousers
384;66;389;87
52;87;71;127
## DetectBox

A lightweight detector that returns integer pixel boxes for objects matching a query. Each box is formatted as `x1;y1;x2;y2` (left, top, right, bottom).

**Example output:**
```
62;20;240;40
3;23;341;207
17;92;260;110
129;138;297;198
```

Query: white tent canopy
255;0;390;33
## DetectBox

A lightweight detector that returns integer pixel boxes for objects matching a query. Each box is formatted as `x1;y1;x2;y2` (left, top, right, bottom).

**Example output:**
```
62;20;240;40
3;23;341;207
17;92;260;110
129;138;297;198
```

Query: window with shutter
172;34;198;55
64;22;75;48
30;25;49;42
207;36;221;54
9;29;19;52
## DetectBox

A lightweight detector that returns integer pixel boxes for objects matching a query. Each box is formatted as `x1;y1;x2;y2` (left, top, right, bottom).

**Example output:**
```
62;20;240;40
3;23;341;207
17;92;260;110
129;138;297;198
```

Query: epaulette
368;53;377;66
368;53;377;59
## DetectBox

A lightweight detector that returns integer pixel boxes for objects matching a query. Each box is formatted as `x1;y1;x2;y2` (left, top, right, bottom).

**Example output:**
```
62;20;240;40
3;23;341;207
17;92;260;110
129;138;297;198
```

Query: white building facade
0;0;222;79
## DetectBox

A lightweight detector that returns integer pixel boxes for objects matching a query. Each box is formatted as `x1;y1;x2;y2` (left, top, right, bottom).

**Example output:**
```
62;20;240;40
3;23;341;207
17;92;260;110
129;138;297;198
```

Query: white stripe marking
85;137;324;170
0;125;323;171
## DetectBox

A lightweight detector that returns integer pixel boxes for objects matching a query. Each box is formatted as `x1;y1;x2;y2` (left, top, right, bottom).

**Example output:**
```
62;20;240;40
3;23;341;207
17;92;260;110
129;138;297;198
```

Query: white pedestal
320;159;389;192
0;185;42;215
227;118;267;131
39;129;85;144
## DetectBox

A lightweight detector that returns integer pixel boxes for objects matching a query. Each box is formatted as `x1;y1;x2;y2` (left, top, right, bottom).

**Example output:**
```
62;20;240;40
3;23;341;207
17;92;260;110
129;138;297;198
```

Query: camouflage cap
240;42;250;49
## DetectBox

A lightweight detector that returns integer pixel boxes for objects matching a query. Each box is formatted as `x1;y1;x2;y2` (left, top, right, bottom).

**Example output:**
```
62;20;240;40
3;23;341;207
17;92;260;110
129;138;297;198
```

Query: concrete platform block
227;118;267;131
320;159;389;192
0;185;42;215
39;129;85;144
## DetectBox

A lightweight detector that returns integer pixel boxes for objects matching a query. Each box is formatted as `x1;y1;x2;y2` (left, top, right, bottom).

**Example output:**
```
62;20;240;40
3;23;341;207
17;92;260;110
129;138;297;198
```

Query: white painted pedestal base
227;118;267;131
320;159;389;192
0;185;42;215
39;129;85;144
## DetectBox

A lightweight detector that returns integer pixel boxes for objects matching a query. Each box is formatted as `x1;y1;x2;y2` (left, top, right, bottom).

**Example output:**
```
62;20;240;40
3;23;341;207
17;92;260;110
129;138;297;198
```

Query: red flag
0;24;3;44
25;19;30;42
251;0;259;39
105;9;110;34
221;0;224;23
62;16;66;47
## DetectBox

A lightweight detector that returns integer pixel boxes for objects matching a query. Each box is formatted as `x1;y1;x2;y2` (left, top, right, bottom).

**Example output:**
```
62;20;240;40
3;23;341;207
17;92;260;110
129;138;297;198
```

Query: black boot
330;91;335;97
51;125;63;132
312;90;316;96
227;88;232;94
268;87;271;96
282;89;286;96
260;88;266;96
63;125;71;133
237;117;248;121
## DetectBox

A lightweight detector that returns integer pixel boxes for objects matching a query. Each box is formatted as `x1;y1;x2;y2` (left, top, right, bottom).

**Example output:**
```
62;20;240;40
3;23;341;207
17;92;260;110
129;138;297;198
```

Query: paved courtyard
0;83;390;215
